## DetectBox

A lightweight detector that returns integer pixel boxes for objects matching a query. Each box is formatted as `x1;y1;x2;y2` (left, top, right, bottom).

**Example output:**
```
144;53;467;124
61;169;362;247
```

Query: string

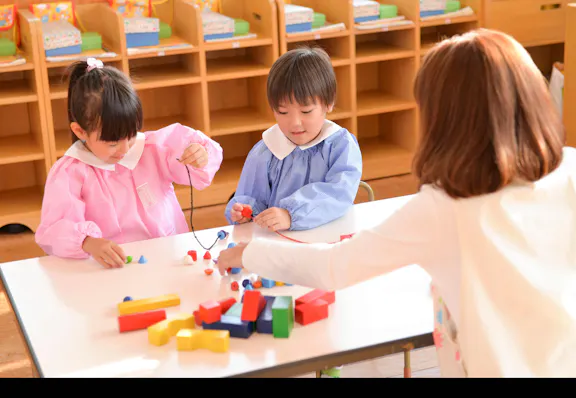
274;230;342;245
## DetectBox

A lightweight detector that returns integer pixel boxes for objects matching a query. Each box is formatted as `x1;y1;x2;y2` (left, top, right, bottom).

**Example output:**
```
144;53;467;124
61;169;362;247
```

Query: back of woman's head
66;59;143;143
413;28;565;198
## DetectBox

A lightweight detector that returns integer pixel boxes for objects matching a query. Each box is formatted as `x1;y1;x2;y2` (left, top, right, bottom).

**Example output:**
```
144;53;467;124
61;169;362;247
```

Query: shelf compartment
51;98;72;158
208;75;275;136
0;70;38;105
287;35;352;67
0;54;34;74
331;65;353;118
129;53;201;91
0;102;46;166
420;21;479;55
355;0;419;36
356;58;416;116
206;45;274;81
357;109;416;180
420;15;478;28
47;61;124;100
356;29;416;64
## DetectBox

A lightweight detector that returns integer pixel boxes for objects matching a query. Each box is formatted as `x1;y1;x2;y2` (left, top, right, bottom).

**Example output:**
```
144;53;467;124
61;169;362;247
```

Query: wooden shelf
0;80;37;106
204;37;274;52
48;75;67;100
126;36;198;60
354;23;415;36
359;137;414;180
357;91;416;116
0;135;45;165
130;64;201;90
420;40;436;56
206;56;270;81
0;55;34;73
210;108;276;136
356;42;415;63
54;129;70;158
142;116;194;133
420;15;478;28
0;186;44;229
286;29;350;43
44;51;123;69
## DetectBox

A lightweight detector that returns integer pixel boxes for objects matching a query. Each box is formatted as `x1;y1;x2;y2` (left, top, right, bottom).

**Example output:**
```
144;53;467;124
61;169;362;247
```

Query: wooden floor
0;174;440;378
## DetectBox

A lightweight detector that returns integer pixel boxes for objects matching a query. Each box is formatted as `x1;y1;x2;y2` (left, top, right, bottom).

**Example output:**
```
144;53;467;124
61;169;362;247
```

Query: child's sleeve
279;133;362;230
225;141;272;224
35;162;103;259
146;123;223;190
241;187;442;291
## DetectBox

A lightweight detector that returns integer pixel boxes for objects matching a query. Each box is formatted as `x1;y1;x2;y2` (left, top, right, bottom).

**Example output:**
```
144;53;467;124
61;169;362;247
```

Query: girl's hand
217;242;248;276
254;207;291;232
83;237;126;269
230;203;252;224
180;143;208;168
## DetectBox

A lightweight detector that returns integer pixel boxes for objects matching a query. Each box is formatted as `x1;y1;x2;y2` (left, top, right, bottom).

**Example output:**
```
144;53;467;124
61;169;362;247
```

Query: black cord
184;163;219;252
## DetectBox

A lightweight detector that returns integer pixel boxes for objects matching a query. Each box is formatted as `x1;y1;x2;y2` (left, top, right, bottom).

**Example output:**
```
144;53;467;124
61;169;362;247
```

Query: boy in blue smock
225;46;363;234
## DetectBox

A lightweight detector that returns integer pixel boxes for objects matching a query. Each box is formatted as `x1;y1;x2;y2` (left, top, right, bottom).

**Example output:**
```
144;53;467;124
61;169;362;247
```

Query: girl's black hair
66;60;143;143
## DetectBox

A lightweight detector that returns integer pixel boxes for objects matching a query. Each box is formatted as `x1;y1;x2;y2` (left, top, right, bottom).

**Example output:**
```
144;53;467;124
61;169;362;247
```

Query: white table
0;195;435;378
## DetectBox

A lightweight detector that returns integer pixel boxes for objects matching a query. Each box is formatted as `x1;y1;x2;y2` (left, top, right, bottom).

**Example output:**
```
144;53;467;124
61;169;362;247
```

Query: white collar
262;120;342;160
64;132;146;171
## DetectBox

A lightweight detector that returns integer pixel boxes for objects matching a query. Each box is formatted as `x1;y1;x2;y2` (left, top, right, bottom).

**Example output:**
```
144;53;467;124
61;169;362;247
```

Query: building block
147;313;196;346
188;250;197;261
199;300;221;324
218;297;237;314
117;293;180;316
261;278;275;288
202;315;254;339
295;298;329;326
295;289;335;306
203;251;211;260
256;296;276;334
118;309;166;333
241;290;266;321
176;329;230;353
276;281;285;287
193;310;203;326
272;296;294;338
225;302;243;318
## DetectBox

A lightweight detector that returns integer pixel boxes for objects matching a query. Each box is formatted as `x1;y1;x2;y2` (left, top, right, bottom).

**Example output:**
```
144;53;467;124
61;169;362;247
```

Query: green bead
126;256;133;264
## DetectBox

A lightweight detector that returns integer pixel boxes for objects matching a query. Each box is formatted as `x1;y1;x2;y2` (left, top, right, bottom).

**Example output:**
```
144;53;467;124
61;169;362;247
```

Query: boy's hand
254;207;291;232
83;237;126;269
217;242;248;276
179;143;208;168
230;203;252;224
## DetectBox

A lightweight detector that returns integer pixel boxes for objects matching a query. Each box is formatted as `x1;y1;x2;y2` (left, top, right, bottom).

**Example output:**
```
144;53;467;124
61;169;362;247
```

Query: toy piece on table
225;302;243;318
123;296;133;302
217;230;229;240
0;38;16;57
241;207;252;218
118;309;166;332
353;0;380;23
42;20;82;56
126;255;133;264
193;310;203;326
199;300;221;324
188;250;197;261
124;17;159;48
227;242;236;249
256;296;275;334
275;281;285;287
159;21;172;39
177;329;230;353
284;4;313;33
231;281;239;291
218;297;237;314
261;278;275;288
245;284;253;291
241;279;251;288
204;268;213;275
296;289;335;306
272;296;294;338
230;267;242;274
138;255;147;264
241;290;266;321
117;293;180;315
183;255;194;265
81;32;102;52
202;10;234;41
202;315;255;339
295;298;329;326
148;313;195;346
203;251;211;260
253;280;262;289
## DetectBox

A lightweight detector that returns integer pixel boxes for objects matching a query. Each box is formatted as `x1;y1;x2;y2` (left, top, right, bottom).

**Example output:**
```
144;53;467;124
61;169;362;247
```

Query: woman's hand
217;242;248;276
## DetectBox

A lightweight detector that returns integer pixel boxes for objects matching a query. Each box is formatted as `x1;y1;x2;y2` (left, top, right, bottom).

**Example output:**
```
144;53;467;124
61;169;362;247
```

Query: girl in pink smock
35;58;223;269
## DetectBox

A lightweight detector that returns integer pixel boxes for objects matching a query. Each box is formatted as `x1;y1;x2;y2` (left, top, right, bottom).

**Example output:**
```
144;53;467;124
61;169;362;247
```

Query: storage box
420;0;447;12
202;10;234;40
81;32;102;51
353;0;380;23
124;17;159;48
284;4;313;33
42;20;81;56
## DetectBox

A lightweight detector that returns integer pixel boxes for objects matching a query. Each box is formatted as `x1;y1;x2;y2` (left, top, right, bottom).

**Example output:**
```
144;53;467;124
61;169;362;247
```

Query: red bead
188;250;197;261
241;207;252;218
205;268;213;275
231;281;239;291
203;251;211;260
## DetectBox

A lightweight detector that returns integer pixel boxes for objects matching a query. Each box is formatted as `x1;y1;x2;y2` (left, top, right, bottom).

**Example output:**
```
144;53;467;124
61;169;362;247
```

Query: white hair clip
86;57;104;72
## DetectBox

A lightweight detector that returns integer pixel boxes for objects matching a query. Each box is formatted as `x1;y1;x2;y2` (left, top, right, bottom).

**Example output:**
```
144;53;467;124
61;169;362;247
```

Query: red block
241;291;266;321
188;250;197;261
218;297;237;314
295;289;335;306
193;310;202;326
295;299;329;326
118;309;166;333
199;300;221;324
203;251;211;260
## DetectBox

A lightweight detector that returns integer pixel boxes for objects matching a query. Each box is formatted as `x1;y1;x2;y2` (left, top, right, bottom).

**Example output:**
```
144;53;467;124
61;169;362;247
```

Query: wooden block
256;296;275;334
295;289;335;306
295;298;329;326
241;290;266;321
225;302;243;318
203;315;255;339
147;313;195;346
118;309;166;333
272;296;294;338
199;300;221;324
218;297;237;314
193;310;202;326
176;329;230;353
117;294;180;316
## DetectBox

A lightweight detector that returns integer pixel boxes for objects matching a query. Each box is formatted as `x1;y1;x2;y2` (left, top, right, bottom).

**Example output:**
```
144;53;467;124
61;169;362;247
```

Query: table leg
403;343;414;378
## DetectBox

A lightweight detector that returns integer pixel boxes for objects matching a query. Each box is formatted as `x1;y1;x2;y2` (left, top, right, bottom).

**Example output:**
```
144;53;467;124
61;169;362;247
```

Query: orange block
118;309;166;332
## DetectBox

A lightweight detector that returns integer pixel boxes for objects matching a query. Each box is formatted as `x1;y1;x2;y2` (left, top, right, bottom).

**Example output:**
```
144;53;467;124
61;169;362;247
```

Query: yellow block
176;329;230;353
117;294;180;316
148;313;195;346
275;281;285;286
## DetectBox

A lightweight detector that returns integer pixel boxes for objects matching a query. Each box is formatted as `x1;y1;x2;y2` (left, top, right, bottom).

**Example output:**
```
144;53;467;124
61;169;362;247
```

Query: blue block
202;315;254;339
261;278;275;288
420;10;445;17
256;296;276;334
45;44;82;56
286;22;312;33
354;15;380;23
230;267;242;274
204;32;234;41
126;32;159;48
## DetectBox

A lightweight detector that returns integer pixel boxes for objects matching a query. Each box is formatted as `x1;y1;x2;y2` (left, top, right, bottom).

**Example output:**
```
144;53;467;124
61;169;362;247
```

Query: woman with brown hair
217;29;576;377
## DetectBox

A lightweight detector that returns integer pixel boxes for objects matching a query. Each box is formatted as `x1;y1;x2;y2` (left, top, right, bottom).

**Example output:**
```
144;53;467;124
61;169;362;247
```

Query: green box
234;18;250;36
0;38;17;57
380;4;398;19
159;22;172;39
313;12;326;28
80;32;102;52
445;1;461;13
272;296;294;338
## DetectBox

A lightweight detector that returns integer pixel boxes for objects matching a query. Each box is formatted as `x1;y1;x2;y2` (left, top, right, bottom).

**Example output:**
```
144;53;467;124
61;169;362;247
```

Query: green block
272;296;294;338
81;32;102;52
225;302;243;318
0;38;17;57
445;1;461;13
312;12;326;28
380;4;398;19
159;22;172;39
234;18;250;36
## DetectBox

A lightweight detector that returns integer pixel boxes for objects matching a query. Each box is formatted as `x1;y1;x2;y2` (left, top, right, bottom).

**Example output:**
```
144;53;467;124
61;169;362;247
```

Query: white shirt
243;146;576;377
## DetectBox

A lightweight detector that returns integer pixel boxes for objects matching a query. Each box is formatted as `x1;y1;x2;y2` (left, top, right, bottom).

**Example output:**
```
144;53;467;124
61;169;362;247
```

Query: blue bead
217;230;229;240
230;267;242;274
227;242;237;249
123;296;132;302
245;284;253;291
242;279;251;288
138;255;147;264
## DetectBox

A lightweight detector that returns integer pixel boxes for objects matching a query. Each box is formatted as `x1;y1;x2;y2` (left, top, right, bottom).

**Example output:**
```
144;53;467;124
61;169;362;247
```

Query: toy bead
241;207;252;218
123;296;133;302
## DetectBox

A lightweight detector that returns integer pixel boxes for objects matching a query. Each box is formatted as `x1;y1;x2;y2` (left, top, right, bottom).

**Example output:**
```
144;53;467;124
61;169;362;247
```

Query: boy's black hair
66;60;143;143
267;46;336;111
